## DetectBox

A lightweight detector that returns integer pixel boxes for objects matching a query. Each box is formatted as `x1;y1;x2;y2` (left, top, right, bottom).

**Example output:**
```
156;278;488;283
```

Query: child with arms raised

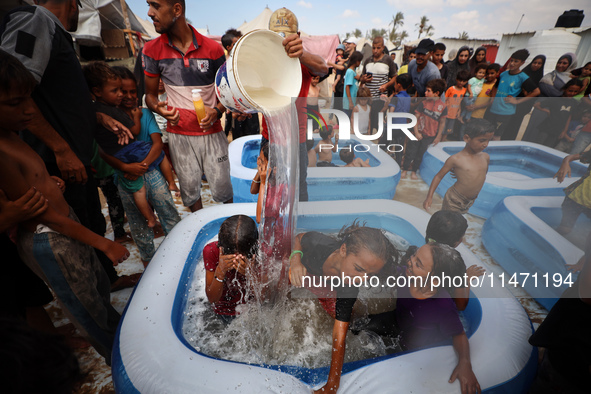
0;51;128;362
423;119;495;214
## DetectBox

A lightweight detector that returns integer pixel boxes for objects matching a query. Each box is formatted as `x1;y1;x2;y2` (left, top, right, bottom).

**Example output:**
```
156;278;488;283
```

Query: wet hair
339;147;355;164
0;50;37;96
426;78;446;96
464;118;495;139
337;220;399;275
433;43;446;52
510;49;529;62
349;51;364;66
474;63;488;74
111;65;137;84
319;125;333;140
425;210;468;247
260;140;269;161
218;215;258;258
396;73;412;90
0;317;81;394
456;69;471;82
357;86;371;98
82;61;118;92
428;242;467;294
562;78;584;92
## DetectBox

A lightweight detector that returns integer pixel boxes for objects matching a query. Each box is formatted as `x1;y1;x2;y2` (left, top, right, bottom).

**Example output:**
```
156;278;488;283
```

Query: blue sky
127;0;588;41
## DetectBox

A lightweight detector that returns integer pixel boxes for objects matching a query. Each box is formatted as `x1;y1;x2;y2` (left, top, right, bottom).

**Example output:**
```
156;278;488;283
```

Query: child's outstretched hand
105;241;130;266
449;360;481;394
466;264;485;279
423;197;432;212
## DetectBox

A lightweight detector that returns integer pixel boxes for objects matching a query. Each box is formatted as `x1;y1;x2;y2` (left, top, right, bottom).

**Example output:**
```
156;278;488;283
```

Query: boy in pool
425;210;485;310
314;125;339;167
339;147;370;167
423;119;495;214
0;50;129;362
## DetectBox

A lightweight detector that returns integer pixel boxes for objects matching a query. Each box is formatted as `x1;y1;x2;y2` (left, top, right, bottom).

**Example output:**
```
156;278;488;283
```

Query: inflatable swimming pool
482;196;587;311
229;135;400;202
112;200;536;393
419;141;587;218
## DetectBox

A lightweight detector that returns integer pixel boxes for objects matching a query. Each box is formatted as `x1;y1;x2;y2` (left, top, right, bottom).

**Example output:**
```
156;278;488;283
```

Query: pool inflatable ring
420;141;586;218
482;196;586;310
113;201;536;393
229;135;400;202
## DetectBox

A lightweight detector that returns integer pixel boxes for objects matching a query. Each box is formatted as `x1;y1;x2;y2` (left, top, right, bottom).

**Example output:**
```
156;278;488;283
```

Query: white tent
72;0;157;46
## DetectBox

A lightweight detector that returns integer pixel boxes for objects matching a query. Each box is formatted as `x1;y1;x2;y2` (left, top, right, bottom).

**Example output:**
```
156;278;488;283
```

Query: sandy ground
57;162;548;393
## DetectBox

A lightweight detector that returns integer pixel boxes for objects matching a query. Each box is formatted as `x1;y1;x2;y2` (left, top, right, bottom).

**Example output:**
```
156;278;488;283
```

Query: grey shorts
168;132;233;206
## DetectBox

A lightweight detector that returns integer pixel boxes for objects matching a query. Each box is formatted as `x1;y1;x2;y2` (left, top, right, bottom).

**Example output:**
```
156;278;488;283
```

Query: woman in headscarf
522;55;546;87
539;53;578;97
445;46;470;88
509;55;547;142
468;46;488;76
523;53;577;142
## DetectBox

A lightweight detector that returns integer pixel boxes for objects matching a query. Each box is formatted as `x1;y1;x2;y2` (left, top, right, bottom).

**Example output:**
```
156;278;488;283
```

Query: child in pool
353;243;481;394
289;221;399;394
423;119;495;214
314;125;338;167
204;215;258;323
425;210;485;310
339;147;370;167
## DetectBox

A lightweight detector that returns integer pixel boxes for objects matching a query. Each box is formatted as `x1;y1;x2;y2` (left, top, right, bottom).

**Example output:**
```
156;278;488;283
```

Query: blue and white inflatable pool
112;201;536;393
419;141;586;218
229;135;400;202
482;196;587;310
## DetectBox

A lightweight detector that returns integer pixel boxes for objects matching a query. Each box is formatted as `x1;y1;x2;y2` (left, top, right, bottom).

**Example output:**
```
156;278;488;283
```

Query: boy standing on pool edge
423;119;495;214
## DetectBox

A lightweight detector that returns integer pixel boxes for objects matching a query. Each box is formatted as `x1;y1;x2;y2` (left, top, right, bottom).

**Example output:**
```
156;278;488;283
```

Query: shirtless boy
0;51;129;362
314;125;338;166
339;148;370;167
423;119;495;214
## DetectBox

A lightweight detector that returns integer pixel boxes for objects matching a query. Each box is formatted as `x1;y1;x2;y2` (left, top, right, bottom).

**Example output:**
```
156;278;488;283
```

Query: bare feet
400;170;407;179
114;232;133;244
153;221;165;238
410;171;418;180
110;273;143;292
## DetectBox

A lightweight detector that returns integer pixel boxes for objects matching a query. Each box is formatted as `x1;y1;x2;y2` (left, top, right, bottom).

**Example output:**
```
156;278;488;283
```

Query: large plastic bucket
215;29;302;114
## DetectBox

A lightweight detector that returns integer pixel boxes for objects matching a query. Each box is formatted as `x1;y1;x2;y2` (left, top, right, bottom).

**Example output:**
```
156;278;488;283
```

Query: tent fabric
72;0;155;46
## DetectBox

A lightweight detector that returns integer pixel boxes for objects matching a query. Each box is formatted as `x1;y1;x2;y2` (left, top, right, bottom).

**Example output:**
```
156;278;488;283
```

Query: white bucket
215;29;303;114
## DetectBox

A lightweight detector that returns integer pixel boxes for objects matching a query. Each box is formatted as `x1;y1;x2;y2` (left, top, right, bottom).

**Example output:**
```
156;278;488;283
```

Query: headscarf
521;55;546;86
445;46;471;88
539;52;578;96
468;46;488;76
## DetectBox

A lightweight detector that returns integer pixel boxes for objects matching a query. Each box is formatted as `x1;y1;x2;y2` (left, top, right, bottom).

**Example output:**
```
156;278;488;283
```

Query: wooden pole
119;0;136;56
